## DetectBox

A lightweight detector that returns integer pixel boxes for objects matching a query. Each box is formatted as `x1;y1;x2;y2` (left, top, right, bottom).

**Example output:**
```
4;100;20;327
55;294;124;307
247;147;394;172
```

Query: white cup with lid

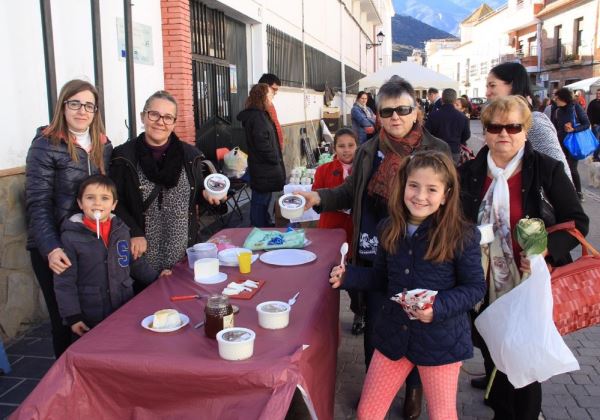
204;173;230;200
278;194;306;220
256;301;291;329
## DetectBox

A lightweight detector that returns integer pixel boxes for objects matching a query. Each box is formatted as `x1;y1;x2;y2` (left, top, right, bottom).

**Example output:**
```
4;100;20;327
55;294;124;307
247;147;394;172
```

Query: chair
225;177;251;221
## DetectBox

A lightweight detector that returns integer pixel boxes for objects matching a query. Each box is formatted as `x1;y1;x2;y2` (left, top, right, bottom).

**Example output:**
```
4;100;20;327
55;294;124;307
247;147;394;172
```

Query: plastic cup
186;247;202;269
193;242;218;259
238;251;252;274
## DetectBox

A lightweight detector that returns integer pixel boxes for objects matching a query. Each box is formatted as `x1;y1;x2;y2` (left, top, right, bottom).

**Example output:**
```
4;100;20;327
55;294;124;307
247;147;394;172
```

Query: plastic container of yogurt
256;301;291;329
278;194;306;220
216;327;256;360
204;173;230;200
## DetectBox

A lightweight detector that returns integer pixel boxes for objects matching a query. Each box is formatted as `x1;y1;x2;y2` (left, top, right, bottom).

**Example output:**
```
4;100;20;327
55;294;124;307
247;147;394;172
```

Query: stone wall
0;171;47;342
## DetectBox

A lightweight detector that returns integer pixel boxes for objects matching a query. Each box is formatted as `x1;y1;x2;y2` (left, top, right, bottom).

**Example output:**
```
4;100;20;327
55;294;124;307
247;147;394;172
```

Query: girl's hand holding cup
329;264;345;288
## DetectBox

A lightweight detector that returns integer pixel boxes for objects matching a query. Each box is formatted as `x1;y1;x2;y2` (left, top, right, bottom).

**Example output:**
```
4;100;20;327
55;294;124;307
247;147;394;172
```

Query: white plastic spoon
94;211;101;239
340;242;348;266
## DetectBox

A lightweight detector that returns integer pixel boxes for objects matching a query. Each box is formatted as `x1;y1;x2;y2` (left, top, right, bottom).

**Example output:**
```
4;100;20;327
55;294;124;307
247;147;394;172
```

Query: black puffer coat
237;108;285;192
25;127;113;256
109;133;205;246
342;220;486;365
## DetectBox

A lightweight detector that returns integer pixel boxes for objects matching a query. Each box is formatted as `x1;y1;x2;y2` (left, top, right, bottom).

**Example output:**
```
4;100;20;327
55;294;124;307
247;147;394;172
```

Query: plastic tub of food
278;194;306;220
256;301;291;329
216;327;256;360
204;173;230;200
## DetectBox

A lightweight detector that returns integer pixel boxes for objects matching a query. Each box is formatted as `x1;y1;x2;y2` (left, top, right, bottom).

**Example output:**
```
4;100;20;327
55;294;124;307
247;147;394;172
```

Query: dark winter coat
587;98;600;126
459;141;589;266
342;219;486;365
25;127;113;256
109;133;205;245
351;103;376;144
316;129;451;261
425;103;471;153
237;108;286;193
54;214;158;327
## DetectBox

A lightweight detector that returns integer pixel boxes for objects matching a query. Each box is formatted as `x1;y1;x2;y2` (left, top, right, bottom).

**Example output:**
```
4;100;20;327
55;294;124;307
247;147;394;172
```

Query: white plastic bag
474;255;579;388
222;147;248;178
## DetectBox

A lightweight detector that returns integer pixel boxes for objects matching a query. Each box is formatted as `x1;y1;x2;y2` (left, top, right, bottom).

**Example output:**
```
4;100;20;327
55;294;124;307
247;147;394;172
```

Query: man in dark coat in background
426;87;442;117
425;88;470;164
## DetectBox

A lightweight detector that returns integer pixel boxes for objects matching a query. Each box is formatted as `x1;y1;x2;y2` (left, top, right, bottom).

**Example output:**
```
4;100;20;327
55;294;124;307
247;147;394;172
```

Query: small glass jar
205;294;234;339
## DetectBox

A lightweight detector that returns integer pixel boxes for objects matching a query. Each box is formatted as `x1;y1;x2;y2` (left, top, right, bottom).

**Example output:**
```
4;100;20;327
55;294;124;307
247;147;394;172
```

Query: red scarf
267;104;284;151
83;216;112;247
366;125;423;201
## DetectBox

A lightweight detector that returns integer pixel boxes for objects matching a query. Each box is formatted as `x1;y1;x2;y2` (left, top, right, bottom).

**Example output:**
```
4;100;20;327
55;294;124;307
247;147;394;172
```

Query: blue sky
392;0;506;35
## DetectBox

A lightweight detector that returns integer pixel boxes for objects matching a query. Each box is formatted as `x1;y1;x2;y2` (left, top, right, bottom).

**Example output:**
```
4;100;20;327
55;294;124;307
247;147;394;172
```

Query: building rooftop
461;3;495;24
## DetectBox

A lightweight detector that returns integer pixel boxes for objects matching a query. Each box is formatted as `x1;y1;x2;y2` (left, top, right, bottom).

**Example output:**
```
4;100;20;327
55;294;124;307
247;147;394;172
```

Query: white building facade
426;0;600;100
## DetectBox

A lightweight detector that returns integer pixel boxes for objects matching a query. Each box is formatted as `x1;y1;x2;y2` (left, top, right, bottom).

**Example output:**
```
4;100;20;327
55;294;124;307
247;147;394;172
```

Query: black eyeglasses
64;100;97;113
379;106;414;118
144;110;176;125
485;123;523;134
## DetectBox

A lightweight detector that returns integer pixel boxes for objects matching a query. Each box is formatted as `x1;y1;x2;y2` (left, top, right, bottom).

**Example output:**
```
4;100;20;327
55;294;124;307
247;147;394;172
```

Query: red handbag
547;221;600;335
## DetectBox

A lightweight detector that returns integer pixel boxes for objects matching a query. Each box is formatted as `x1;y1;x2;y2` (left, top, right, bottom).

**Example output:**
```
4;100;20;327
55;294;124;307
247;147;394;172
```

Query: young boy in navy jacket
54;175;170;337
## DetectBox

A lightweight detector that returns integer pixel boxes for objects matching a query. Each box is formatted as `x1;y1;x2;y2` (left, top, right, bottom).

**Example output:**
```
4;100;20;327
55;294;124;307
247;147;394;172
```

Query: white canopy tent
358;61;459;91
564;77;600;92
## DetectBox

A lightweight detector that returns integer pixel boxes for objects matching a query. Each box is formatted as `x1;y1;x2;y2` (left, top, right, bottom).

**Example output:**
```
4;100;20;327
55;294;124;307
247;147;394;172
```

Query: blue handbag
563;108;599;160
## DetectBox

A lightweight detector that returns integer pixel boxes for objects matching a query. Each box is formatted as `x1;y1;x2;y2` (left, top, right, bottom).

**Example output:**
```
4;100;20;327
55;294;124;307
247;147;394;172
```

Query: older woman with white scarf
459;95;588;420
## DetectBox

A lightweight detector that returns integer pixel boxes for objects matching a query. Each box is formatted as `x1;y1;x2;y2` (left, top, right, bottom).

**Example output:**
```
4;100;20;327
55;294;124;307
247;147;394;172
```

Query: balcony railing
543;43;593;66
544;45;566;65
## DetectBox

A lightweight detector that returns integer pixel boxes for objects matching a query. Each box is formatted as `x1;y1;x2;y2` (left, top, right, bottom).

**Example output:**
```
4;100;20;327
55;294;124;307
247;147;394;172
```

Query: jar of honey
205;294;234;339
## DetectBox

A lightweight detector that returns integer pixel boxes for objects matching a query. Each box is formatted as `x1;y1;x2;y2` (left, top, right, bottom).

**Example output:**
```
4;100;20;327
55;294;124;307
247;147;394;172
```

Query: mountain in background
392;0;505;35
391;14;455;62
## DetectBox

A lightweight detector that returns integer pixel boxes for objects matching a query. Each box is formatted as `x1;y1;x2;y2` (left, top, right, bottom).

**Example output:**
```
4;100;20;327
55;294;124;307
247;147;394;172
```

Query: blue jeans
250;189;274;228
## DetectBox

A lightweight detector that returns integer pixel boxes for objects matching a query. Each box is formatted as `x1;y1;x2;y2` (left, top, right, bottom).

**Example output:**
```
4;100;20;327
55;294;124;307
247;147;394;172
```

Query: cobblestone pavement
334;121;600;419
2;121;600;419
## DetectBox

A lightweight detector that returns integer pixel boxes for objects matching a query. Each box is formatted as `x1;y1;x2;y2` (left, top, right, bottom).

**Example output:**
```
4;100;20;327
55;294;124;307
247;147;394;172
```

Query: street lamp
366;31;385;50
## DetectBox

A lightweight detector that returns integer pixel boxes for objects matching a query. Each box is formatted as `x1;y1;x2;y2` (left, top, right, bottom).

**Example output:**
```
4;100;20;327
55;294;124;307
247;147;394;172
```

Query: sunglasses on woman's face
379;106;414;118
485;123;523;134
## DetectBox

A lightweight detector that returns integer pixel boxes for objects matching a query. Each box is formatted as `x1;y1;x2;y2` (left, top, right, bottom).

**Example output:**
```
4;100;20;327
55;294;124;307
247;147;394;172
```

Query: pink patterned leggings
357;350;461;420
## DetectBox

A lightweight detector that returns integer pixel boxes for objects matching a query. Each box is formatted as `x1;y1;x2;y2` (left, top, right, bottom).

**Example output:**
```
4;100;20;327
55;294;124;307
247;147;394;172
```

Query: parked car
469;97;486;119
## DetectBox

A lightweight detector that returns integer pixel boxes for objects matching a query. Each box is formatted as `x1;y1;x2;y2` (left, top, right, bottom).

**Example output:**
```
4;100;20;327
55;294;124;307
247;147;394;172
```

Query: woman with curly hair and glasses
25;79;112;357
237;83;286;227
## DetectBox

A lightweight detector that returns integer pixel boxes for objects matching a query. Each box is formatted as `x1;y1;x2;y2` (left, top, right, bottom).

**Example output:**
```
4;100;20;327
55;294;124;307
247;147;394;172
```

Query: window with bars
267;25;362;92
190;0;225;59
479;61;488;76
189;1;231;127
469;64;477;78
345;65;365;95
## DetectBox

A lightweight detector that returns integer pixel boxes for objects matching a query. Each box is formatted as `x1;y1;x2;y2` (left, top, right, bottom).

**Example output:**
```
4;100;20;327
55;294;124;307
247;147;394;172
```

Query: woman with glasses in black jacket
25;79;112;357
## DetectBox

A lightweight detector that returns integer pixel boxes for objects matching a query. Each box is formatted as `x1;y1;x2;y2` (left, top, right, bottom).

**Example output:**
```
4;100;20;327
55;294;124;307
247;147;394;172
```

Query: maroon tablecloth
12;228;345;420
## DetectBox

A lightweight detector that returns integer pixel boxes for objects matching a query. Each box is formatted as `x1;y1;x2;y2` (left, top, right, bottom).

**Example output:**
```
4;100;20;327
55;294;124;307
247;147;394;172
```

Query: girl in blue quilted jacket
329;151;486;420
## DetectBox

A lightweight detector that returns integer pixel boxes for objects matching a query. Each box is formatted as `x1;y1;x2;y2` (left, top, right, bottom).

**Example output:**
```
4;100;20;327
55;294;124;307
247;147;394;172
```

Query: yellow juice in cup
238;252;252;274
